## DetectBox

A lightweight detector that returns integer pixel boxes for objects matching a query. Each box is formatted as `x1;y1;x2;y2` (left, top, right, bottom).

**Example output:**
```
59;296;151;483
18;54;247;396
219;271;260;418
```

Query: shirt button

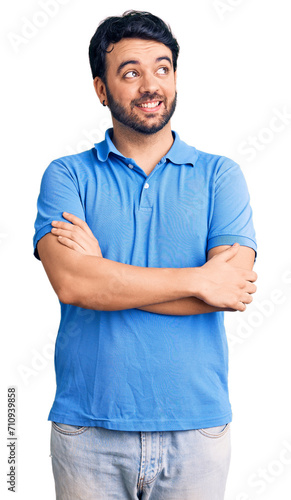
144;183;149;189
128;164;133;169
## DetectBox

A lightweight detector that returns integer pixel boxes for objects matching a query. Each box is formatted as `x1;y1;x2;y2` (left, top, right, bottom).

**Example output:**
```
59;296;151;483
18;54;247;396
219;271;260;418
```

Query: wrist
188;267;209;301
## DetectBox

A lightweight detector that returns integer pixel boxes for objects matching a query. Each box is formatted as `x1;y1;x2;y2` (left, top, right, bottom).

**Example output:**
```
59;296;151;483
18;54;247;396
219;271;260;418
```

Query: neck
110;121;174;174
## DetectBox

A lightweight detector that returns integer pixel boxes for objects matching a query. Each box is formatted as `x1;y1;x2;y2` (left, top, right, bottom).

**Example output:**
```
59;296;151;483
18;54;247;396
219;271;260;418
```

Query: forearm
136;246;256;316
38;234;199;310
137;297;226;316
38;234;257;313
64;256;199;310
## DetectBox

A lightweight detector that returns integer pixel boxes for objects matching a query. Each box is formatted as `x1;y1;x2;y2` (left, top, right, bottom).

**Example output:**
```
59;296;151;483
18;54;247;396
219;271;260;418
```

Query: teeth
139;101;160;108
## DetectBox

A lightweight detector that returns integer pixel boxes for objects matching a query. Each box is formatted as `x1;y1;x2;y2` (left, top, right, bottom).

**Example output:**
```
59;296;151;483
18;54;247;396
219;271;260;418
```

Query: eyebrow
116;56;172;75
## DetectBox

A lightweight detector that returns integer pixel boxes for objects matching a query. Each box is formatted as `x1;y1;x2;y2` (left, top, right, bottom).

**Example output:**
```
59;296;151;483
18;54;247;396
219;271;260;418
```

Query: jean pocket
52;421;89;435
198;423;230;438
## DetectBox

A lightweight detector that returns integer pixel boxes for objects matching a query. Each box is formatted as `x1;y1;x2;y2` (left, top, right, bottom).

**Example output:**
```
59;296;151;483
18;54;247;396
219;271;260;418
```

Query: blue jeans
50;422;231;499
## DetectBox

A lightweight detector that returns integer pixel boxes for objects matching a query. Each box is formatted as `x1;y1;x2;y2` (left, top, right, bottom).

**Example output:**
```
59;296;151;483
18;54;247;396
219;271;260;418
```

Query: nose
138;70;160;95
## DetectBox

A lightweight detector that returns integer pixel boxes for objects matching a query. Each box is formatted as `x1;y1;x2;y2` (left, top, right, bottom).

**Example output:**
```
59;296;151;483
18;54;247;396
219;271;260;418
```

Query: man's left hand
51;212;103;257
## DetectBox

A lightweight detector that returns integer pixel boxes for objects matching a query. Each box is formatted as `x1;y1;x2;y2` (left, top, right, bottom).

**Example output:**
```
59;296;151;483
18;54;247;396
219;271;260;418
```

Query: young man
33;10;257;500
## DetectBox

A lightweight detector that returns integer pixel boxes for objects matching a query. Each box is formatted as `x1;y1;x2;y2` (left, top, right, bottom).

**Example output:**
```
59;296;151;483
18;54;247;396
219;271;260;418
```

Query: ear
93;77;108;106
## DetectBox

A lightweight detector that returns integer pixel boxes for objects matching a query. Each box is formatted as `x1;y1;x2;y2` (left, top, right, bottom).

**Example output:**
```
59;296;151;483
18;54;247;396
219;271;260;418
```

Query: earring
102;100;106;107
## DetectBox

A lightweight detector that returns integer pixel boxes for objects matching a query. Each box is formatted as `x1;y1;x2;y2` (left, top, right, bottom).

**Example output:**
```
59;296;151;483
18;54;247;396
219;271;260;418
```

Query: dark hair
88;10;179;81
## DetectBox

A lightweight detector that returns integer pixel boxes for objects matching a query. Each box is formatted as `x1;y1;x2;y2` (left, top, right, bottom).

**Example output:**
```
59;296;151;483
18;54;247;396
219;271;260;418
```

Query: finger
51;225;101;254
245;282;257;294
250;271;258;282
52;220;92;240
57;235;85;254
62;212;93;235
240;269;258;283
238;302;247;312
219;243;240;262
231;300;246;312
51;227;88;249
250;282;257;293
241;293;253;304
232;294;252;312
51;220;77;231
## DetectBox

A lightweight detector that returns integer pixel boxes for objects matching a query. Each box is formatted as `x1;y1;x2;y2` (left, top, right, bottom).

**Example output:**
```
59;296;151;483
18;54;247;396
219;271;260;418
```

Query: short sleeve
33;160;85;260
207;160;257;257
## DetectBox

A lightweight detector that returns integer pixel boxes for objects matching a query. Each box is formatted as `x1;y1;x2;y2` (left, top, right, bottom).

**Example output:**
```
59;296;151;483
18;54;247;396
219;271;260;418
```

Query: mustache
132;94;165;106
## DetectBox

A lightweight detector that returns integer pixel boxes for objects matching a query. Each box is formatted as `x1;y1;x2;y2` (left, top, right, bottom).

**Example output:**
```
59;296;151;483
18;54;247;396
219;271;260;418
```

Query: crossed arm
37;213;257;315
138;243;255;315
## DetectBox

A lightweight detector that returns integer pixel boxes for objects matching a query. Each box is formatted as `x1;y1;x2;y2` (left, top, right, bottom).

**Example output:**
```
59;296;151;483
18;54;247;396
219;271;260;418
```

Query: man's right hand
196;243;257;312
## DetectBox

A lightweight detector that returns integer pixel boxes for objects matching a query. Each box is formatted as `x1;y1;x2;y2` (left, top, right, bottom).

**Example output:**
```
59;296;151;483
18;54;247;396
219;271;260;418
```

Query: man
33;10;257;500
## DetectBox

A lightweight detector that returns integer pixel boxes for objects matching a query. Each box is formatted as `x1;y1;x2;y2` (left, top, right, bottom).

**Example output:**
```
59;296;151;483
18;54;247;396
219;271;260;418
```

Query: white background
1;0;291;498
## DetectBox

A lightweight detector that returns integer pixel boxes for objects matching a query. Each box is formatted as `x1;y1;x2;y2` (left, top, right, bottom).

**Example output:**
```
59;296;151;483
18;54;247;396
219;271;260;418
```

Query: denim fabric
50;421;231;499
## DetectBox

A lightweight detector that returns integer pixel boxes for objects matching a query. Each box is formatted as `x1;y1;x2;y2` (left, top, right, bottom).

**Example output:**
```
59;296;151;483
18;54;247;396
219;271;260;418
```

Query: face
94;38;177;135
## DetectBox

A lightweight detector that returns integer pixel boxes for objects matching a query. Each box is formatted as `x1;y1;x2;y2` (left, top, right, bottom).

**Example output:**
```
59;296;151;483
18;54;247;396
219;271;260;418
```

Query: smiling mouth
135;101;163;111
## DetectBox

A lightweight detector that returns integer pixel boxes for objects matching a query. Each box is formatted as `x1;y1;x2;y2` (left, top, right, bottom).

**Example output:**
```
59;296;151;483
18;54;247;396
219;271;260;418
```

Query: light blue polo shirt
33;128;257;431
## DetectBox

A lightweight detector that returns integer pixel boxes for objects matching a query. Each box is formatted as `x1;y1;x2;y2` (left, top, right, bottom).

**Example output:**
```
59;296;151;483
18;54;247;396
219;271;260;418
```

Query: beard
105;84;177;135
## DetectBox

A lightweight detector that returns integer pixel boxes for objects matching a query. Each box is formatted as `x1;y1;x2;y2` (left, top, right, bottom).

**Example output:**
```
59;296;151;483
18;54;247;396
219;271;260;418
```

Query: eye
157;66;169;75
124;70;139;79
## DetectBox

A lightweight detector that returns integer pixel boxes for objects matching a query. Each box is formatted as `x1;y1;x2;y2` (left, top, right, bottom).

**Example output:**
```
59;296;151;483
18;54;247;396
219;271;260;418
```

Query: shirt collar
94;128;198;167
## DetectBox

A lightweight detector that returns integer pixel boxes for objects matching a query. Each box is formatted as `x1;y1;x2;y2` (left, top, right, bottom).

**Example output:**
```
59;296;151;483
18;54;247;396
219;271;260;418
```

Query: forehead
106;38;173;69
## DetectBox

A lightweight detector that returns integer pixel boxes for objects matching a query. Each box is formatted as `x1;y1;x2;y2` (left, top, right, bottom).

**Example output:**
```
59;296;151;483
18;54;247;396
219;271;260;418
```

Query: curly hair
88;10;180;81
